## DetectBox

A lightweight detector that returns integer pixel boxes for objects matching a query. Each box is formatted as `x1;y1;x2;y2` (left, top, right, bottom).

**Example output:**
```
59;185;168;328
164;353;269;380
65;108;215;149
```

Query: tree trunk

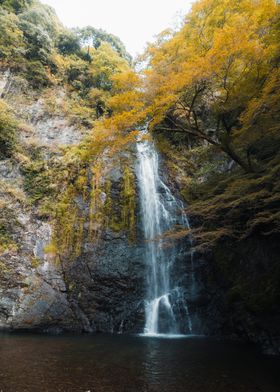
221;138;254;173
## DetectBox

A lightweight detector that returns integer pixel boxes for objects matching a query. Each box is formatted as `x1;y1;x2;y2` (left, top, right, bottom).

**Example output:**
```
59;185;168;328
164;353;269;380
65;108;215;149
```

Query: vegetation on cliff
102;0;280;251
81;0;280;317
0;0;279;348
0;0;279;265
0;0;137;261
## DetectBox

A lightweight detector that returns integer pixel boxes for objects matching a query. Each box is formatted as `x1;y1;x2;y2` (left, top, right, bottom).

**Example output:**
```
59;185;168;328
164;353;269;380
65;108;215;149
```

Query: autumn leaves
101;0;279;172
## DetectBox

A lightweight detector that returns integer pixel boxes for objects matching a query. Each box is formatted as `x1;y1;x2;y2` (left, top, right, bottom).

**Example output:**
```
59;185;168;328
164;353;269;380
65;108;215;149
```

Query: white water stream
136;133;193;336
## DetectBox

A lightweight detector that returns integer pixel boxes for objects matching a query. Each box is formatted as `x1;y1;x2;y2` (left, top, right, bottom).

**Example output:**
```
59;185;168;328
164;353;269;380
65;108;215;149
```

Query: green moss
0;209;18;254
184;155;280;250
0;260;13;275
47;160;138;262
121;166;136;241
31;257;41;268
21;160;53;203
0;100;18;160
88;164;104;240
54;187;80;255
103;179;112;221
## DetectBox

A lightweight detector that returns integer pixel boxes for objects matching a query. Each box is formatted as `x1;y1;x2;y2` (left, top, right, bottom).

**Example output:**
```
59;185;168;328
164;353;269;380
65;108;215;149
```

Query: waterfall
136;132;193;336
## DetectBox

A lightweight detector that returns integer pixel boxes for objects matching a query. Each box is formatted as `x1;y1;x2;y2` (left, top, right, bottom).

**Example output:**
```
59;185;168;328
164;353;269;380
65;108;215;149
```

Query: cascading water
136;131;194;336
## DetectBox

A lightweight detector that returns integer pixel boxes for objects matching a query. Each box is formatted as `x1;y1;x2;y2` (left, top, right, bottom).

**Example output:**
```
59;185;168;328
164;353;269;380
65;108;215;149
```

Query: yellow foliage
144;0;279;119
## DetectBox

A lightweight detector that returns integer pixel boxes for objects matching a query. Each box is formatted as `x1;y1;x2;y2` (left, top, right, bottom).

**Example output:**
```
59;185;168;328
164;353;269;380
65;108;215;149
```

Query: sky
42;0;193;57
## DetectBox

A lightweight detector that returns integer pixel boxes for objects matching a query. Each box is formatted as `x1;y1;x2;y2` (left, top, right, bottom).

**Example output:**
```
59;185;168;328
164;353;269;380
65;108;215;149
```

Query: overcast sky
42;0;193;57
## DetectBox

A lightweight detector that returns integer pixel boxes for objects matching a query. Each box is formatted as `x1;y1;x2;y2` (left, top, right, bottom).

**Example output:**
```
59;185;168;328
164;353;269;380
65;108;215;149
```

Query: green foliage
57;30;81;56
18;19;53;63
0;1;58;77
0;100;18;159
74;26;132;63
0;9;26;65
90;43;129;91
31;257;40;268
121;166;136;241
0;0;131;97
64;43;129;100
0;0;32;13
24;60;53;87
18;3;61;39
21;159;53;203
65;56;94;93
0;201;18;253
0;223;13;250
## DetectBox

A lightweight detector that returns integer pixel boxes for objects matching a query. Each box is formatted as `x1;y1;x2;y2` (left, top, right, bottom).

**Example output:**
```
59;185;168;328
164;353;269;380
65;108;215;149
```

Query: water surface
0;334;279;392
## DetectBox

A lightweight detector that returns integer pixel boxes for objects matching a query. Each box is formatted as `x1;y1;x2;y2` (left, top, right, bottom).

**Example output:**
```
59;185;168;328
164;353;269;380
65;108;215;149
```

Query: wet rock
63;202;147;333
193;235;280;355
0;70;82;332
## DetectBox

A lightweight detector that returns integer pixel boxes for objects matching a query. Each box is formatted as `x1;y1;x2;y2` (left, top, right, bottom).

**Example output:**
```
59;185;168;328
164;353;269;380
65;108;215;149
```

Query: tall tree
142;0;280;171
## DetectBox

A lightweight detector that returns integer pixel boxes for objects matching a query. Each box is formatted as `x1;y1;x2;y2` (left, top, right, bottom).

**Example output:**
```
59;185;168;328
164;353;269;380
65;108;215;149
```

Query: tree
0;9;26;65
18;2;62;39
90;43;129;91
107;70;146;127
74;26;132;63
19;19;53;63
57;30;81;56
0;0;33;14
142;0;280;172
17;1;64;64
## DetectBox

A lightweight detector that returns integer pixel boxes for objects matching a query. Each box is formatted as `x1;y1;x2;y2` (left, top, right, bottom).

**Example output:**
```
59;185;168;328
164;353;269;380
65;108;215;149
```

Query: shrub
0;100;18;159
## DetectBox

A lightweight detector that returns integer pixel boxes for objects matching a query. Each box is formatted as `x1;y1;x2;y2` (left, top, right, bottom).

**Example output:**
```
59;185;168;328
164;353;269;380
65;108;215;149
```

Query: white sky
42;0;193;57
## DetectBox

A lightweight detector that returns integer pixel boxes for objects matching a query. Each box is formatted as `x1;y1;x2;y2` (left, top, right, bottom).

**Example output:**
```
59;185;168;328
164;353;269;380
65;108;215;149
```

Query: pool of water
0;334;279;392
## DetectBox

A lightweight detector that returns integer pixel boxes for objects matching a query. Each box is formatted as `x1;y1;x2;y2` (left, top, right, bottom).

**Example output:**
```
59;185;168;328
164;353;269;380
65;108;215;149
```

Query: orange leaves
100;110;144;133
238;67;280;140
85;0;280;171
141;0;280;131
106;69;147;128
111;70;142;92
108;91;145;113
102;69;148;133
88;69;145;161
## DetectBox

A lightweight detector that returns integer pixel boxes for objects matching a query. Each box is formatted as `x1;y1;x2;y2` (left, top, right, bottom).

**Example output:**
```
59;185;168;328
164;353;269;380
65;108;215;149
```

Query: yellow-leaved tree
141;0;280;172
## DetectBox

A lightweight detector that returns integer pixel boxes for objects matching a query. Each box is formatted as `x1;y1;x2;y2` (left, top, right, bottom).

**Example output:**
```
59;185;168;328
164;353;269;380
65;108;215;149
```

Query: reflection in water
0;334;279;392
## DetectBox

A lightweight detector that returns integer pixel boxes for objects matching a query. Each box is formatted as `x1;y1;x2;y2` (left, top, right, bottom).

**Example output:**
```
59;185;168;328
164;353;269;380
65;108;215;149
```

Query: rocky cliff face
63;229;146;333
1;71;279;356
0;71;81;331
161;161;280;354
58;157;147;333
0;72;156;333
192;234;280;355
0;72;194;334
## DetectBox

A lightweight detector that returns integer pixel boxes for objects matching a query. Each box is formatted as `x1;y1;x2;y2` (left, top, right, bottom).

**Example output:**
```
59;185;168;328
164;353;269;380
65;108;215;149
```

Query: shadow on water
0;333;280;392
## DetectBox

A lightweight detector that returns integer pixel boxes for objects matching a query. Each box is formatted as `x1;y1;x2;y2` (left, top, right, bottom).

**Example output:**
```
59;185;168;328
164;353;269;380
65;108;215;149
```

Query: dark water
0;334;279;392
